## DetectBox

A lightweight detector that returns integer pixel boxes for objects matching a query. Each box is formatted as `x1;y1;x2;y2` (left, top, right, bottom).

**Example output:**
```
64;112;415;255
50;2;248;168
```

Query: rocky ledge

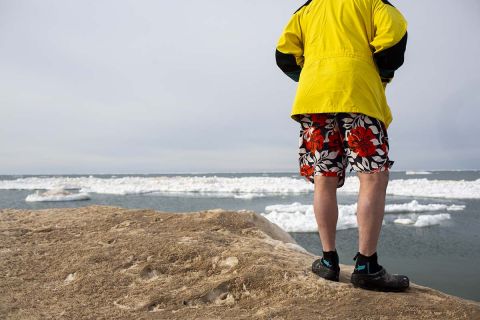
1;206;479;319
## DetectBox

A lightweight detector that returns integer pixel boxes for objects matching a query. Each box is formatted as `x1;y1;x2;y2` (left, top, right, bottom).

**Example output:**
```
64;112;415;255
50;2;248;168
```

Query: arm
371;0;408;84
275;3;309;82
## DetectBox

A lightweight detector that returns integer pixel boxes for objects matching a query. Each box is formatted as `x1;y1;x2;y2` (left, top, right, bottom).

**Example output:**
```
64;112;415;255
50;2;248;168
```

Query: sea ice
261;203;357;232
383;200;465;213
413;214;451;227
261;200;461;232
1;175;479;199
25;187;90;202
393;218;415;225
406;171;432;175
340;177;480;199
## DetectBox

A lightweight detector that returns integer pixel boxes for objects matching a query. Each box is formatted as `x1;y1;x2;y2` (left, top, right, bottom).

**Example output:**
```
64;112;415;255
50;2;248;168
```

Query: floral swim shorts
298;113;394;188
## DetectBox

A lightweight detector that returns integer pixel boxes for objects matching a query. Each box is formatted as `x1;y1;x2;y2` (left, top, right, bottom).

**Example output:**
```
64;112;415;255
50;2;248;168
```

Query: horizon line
1;169;479;176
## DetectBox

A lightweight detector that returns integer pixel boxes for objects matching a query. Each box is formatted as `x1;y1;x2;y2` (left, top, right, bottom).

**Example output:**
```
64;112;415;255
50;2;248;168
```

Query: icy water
1;171;479;301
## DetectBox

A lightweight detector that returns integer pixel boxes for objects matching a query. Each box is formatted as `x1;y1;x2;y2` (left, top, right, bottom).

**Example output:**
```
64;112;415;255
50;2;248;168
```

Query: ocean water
0;171;479;301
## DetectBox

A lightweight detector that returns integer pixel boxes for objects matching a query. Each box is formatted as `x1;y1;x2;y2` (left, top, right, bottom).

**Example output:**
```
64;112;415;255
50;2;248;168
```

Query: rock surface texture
1;206;479;319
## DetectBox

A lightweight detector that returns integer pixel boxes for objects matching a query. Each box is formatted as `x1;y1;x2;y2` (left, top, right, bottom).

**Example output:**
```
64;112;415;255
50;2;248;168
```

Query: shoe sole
350;269;409;292
313;270;339;282
351;282;408;292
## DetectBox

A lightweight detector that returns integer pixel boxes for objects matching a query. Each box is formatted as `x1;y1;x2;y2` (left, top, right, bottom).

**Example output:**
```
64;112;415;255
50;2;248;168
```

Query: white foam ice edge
25;187;90;202
1;175;479;199
2;176;306;198
393;214;451;227
405;171;432;175
380;200;465;212
342;177;480;199
260;200;463;232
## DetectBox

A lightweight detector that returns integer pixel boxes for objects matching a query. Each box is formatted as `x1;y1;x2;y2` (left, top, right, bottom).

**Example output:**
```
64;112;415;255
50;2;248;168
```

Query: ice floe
393;218;415;225
25;188;90;202
405;171;433;175
260;200;463;232
412;214;451;227
381;200;464;212
341;177;480;199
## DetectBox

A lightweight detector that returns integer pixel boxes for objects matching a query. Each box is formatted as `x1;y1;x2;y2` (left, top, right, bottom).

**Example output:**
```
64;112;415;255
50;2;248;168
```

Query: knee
358;170;389;187
314;175;339;192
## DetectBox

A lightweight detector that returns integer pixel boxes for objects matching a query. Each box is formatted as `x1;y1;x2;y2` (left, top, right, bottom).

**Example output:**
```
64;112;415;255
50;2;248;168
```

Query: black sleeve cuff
276;49;302;82
374;31;408;81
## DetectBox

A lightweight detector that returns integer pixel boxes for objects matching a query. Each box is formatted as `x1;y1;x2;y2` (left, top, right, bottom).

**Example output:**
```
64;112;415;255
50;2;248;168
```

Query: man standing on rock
275;0;409;291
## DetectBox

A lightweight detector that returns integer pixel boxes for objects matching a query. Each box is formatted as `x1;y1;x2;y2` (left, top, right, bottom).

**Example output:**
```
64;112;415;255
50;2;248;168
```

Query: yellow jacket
276;0;408;128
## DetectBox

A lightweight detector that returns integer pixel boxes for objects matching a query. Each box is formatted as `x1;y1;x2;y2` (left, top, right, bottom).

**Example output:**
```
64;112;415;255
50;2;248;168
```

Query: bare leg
356;171;389;256
313;175;339;251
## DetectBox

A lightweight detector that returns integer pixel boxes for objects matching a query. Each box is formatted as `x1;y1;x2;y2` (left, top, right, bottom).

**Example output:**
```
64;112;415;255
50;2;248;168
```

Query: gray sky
1;0;479;174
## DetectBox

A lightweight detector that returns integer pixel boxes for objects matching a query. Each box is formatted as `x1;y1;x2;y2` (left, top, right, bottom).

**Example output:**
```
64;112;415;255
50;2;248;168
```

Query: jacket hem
291;108;392;128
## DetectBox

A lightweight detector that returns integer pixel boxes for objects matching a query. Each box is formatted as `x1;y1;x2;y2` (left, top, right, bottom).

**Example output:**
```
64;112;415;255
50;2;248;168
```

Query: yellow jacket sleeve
370;0;408;83
275;5;307;82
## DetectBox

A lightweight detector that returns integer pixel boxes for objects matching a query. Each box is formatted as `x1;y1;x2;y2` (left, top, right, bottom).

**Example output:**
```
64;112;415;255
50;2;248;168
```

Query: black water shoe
350;266;409;292
312;250;340;282
350;252;409;292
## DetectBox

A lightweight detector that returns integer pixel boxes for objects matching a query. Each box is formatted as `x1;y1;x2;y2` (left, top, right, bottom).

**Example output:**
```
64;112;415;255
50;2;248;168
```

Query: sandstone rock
0;205;479;319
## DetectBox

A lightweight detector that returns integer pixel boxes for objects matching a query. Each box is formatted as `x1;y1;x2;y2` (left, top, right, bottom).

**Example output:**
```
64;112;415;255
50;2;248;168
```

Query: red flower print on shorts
305;130;324;154
300;164;314;177
347;127;376;157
